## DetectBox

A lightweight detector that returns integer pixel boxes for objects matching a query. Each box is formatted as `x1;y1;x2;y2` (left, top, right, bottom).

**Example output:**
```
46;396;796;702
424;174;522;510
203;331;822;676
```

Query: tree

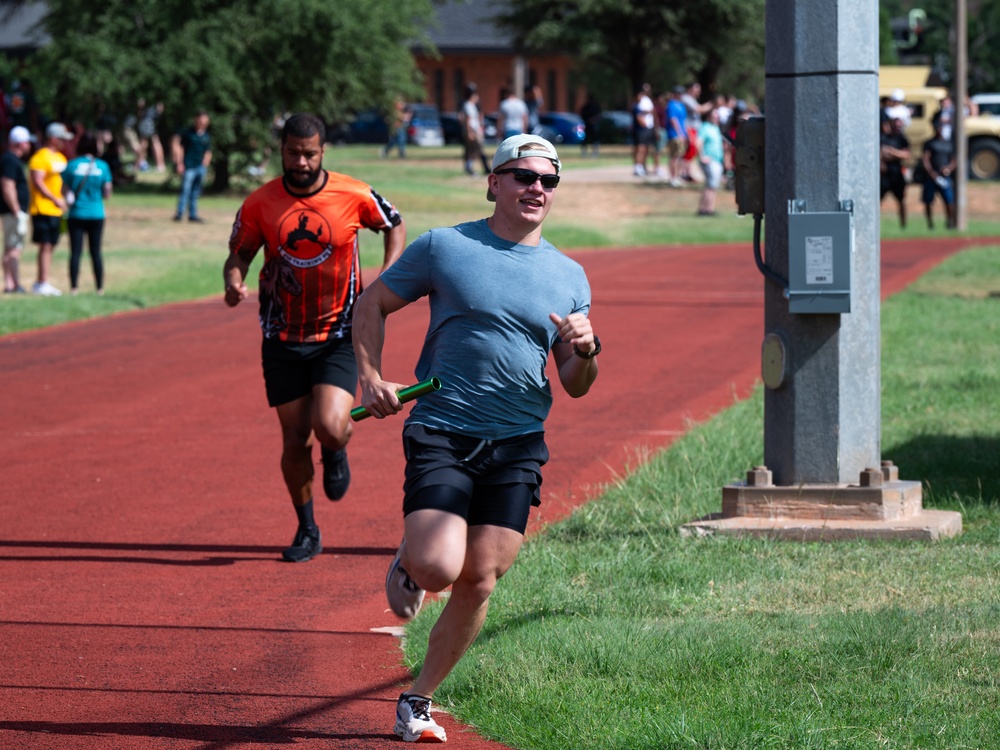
22;0;436;189
881;0;1000;93
493;0;765;103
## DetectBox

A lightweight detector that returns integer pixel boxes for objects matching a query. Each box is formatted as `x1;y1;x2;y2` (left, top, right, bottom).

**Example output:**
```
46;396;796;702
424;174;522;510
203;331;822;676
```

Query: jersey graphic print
259;256;303;339
280;210;333;267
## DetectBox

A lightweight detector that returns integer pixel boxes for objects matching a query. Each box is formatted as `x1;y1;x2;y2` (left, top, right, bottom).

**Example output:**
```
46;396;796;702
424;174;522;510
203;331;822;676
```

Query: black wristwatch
573;336;601;360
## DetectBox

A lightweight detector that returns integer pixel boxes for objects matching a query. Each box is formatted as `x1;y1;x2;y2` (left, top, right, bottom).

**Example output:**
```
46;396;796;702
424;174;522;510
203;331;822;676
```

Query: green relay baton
351;377;442;422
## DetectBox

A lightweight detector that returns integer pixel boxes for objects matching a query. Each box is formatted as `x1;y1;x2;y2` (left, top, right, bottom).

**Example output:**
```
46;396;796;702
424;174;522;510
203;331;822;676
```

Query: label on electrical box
805;236;834;285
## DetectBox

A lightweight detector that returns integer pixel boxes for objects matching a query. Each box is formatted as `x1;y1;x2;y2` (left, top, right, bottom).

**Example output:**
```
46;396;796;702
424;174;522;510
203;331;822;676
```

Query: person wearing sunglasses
353;134;600;743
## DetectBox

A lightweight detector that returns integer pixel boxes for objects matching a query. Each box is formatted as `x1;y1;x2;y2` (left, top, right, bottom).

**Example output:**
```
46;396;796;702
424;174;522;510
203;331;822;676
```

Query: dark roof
422;0;516;53
0;1;50;52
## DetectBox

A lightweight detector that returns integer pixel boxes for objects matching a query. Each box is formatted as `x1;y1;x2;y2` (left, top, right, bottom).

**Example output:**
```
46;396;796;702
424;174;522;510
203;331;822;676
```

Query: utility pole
954;0;968;231
687;0;962;541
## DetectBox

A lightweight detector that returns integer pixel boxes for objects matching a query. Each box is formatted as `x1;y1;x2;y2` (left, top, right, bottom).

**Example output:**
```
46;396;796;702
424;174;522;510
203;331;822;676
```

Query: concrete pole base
682;462;963;541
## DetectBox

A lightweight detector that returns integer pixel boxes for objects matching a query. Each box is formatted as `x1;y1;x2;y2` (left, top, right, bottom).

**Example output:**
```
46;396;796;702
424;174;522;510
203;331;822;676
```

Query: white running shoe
32;281;62;296
394;693;447;743
633;164;647;177
385;547;425;620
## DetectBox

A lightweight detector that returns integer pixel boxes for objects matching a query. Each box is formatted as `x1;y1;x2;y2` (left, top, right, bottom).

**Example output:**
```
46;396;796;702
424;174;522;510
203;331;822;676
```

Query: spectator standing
920;117;956;230
665;86;688;187
933;97;955;142
497;87;528;140
64;132;113;294
879;115;910;229
459;84;490;175
28;122;74;296
579;94;602;157
352;134;599;743
223;113;407;563
2;125;34;293
171;110;212;223
382;97;411;159
695;107;725;216
632;83;656;177
681;82;712;182
884;89;912;128
653;91;669;177
525;83;544;132
136;101;165;172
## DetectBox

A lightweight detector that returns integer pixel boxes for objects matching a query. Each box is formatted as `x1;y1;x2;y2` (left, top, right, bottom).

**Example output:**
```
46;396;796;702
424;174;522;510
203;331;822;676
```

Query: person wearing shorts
224;113;406;563
2;125;34;293
695;107;725;216
28;122;74;296
920;117;956;230
353;134;600;743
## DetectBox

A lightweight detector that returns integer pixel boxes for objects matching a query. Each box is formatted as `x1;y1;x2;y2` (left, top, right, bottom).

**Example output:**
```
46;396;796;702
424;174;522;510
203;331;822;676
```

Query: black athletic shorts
31;214;62;245
261;334;357;407
881;171;906;201
401;424;549;534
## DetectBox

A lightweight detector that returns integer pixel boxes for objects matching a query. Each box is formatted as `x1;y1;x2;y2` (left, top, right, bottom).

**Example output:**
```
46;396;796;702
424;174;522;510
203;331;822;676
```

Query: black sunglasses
493;168;560;189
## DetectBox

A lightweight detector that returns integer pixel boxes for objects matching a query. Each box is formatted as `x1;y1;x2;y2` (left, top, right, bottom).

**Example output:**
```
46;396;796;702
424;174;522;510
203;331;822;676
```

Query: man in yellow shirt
28;122;73;296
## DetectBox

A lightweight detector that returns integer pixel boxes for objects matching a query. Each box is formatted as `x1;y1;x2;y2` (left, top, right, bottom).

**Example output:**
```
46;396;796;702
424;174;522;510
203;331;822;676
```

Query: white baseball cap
8;125;36;144
890;89;906;102
487;134;561;202
45;122;74;140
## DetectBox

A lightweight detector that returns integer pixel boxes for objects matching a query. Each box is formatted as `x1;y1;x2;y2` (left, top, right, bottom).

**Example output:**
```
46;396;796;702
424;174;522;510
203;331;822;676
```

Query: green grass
401;245;1000;750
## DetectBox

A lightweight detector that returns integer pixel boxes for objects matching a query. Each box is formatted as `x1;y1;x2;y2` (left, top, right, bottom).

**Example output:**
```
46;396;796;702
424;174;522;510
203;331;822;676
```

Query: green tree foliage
881;0;1000;93
26;0;435;188
494;0;765;103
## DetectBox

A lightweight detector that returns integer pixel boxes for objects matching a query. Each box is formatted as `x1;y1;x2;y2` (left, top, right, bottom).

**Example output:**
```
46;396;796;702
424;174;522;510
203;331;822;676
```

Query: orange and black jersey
228;170;402;342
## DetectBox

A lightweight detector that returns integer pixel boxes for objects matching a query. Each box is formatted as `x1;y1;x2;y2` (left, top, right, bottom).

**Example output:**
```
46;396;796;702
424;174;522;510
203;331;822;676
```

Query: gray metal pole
763;0;881;485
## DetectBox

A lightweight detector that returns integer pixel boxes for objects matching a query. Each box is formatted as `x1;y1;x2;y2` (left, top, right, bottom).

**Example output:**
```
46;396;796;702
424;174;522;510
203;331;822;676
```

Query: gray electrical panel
787;200;854;314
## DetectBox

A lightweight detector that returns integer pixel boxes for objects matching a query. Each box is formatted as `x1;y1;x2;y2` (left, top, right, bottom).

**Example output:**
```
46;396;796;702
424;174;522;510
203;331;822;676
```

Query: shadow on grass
887;433;1000;505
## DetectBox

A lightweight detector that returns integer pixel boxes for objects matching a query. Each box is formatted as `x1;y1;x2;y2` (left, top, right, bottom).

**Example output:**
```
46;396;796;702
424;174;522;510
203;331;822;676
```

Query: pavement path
0;236;992;749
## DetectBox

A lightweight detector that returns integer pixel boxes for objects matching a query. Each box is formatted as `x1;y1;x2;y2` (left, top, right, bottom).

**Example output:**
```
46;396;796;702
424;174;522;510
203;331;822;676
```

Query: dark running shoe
320;446;350;500
282;525;322;562
394;693;446;743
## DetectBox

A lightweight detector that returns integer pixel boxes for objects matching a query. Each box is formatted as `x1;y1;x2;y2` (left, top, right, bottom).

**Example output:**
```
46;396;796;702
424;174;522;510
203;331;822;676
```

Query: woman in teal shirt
64;132;113;294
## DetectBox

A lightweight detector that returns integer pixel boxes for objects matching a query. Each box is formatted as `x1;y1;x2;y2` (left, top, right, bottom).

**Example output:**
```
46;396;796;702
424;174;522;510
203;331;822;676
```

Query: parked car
972;93;1000;117
440;112;463;144
538;112;586;144
483;114;499;144
406;104;445;147
597;110;633;144
326;110;387;145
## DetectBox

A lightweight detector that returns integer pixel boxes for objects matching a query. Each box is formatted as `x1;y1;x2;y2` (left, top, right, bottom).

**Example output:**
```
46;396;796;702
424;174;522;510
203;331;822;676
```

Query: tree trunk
211;147;230;192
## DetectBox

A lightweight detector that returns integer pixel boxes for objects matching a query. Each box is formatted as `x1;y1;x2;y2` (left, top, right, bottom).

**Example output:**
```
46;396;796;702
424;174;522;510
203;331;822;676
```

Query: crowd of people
1;79;214;296
879;88;968;230
619;81;758;217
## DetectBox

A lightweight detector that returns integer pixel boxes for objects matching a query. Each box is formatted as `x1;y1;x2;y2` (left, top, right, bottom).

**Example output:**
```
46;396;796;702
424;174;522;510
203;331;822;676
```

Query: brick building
414;0;581;115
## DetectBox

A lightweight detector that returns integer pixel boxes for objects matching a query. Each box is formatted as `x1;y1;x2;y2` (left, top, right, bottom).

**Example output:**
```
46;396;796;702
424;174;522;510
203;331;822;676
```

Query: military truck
879;65;1000;180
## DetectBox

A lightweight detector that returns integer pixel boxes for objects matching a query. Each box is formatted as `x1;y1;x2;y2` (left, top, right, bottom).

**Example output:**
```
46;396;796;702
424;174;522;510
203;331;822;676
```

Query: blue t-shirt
379;219;591;440
667;99;688;140
65;156;112;220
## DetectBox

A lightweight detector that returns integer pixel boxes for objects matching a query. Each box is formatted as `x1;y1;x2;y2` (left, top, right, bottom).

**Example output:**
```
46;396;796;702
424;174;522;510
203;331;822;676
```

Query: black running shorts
31;214;62;245
261;335;357;407
400;424;549;534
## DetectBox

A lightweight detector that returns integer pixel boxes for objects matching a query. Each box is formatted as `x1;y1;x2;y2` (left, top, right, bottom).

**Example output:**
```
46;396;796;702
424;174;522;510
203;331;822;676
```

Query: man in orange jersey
224;112;406;562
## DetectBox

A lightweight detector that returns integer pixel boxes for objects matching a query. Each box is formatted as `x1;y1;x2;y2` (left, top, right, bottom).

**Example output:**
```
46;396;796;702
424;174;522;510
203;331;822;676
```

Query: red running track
0;237;992;749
